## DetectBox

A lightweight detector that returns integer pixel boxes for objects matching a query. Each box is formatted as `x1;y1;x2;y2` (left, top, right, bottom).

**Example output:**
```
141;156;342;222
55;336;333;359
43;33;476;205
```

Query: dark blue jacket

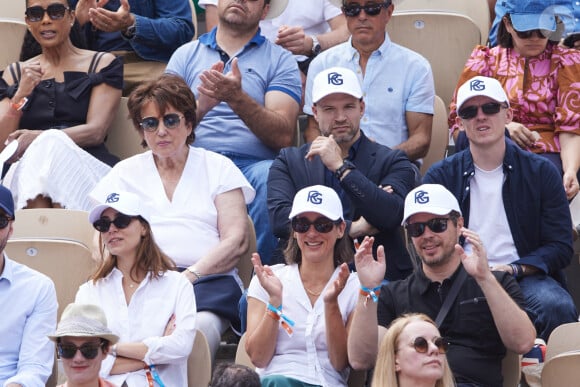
268;132;416;281
423;140;573;285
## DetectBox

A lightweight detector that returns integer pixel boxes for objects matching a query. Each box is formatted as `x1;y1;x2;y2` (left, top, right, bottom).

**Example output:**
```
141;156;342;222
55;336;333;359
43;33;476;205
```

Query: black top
0;53;123;166
378;265;526;386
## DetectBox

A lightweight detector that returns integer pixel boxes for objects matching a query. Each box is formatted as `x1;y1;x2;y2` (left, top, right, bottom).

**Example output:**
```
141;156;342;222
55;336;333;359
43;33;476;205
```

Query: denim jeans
519;274;578;340
220;153;278;265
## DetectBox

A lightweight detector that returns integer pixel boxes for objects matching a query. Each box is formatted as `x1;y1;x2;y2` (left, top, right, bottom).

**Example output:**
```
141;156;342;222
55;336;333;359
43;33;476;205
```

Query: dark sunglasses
342;2;391;17
57;341;104;359
291;217;340;234
513;28;550;39
406;218;450;238
93;213;136;233
139;113;183;132
458;102;506;120
410;336;449;354
0;216;12;229
25;4;70;22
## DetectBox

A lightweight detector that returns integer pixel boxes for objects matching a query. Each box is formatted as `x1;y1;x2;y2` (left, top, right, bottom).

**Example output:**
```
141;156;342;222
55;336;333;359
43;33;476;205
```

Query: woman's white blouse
75;268;196;387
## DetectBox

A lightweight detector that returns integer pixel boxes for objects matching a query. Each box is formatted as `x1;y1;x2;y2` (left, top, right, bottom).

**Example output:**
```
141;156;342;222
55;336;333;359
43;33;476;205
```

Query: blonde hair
371;313;455;387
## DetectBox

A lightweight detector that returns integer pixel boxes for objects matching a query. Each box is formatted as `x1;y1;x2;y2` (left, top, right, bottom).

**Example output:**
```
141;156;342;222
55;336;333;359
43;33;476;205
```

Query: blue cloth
69;0;195;62
519;274;578;340
423;140;576;339
268;131;416;280
166;28;301;161
0;256;57;387
304;33;434;149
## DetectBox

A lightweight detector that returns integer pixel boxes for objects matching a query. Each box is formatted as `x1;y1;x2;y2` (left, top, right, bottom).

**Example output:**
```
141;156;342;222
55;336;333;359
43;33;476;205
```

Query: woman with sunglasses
245;185;359;387
75;190;197;387
0;0;122;210
448;0;580;201
371;313;455;387
50;303;119;387
90;73;254;361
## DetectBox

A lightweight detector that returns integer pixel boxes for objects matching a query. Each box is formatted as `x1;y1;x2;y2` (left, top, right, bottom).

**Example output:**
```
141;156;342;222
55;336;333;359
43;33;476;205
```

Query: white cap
312;67;363;104
264;0;289;19
402;184;461;225
89;191;150;224
288;185;343;221
456;76;510;112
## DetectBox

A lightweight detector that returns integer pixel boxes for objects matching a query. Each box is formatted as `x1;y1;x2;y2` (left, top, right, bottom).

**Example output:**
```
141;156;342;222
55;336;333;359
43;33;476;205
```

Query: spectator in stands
200;0;349;104
371;313;455;387
0;0;122;210
429;76;578;342
78;190;196;386
268;66;415;278
165;0;301;265
49;303;119;387
0;185;57;386
91;74;254;360
304;0;434;172
70;0;194;94
451;0;580;200
210;363;261;387
246;185;359;386
348;184;536;386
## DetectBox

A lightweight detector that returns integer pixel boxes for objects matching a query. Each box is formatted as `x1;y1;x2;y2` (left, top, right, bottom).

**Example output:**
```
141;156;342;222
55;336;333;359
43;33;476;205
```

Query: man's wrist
122;14;136;38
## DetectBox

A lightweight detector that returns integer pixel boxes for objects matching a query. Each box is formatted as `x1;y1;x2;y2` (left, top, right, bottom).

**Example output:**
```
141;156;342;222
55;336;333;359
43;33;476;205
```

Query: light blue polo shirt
166;28;301;160
304;33;434;149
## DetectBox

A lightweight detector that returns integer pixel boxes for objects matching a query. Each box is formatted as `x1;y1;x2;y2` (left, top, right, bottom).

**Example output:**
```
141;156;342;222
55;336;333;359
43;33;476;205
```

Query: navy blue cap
0;186;15;218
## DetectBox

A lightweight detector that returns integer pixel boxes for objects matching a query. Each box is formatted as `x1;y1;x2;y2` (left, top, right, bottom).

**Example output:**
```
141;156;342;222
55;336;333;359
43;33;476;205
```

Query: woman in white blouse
245;185;359;387
76;190;196;387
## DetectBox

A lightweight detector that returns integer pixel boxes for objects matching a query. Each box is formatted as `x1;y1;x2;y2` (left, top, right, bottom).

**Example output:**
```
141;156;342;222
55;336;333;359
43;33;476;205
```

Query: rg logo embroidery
307;190;323;205
327;72;343;86
106;193;120;203
414;190;429;204
470;79;485;92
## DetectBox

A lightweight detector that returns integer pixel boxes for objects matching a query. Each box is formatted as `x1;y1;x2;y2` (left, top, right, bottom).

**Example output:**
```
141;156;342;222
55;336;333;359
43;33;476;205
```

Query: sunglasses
93;213;136;233
342;2;391;17
457;102;506;120
406;218;450;238
291;217;340;234
139;113;183;132
0;216;12;229
25;4;70;22
409;336;449;354
57;341;104;359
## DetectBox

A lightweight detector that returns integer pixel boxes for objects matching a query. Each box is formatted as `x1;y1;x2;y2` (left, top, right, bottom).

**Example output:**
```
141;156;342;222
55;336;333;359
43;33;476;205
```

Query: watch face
313;43;322;56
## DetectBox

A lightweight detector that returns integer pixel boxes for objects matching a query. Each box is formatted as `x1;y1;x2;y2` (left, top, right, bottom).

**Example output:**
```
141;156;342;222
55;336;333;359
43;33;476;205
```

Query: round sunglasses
291;216;341;234
25;4;70;22
342;2;391;17
0;216;12;229
406;218;450;238
457;102;506;120
57;341;105;359
93;213;137;233
408;336;449;354
139;113;183;132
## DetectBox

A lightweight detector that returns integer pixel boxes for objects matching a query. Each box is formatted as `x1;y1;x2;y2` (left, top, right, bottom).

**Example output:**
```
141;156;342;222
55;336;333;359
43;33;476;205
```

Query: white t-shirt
467;164;519;266
75;269;197;387
198;0;342;61
91;147;255;270
247;264;359;387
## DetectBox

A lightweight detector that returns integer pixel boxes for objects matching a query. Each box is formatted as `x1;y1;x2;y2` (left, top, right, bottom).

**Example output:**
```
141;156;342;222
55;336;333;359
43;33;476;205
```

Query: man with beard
267;66;415;280
348;184;536;386
0;186;57;386
165;0;301;265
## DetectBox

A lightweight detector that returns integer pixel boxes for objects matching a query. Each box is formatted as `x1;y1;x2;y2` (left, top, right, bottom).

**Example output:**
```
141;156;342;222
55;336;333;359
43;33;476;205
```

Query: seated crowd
1;0;579;386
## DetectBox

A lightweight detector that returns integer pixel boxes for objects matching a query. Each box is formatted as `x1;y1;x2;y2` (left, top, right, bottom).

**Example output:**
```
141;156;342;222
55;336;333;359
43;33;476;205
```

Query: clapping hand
251;253;283;306
354;236;386;288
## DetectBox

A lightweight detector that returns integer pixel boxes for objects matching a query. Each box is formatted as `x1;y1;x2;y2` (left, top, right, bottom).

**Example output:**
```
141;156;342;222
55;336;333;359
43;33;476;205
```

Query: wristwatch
335;160;356;180
310;35;322;57
187;267;203;281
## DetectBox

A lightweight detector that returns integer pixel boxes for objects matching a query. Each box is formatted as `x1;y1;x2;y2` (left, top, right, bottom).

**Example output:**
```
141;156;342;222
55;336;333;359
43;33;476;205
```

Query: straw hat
49;303;119;344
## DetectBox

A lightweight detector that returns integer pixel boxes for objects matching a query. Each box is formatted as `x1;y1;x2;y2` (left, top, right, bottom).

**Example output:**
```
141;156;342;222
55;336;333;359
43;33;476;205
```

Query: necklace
304;285;322;297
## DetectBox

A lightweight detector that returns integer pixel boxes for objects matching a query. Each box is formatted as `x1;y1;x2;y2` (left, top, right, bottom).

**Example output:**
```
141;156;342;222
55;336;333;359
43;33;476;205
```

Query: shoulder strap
9;62;22;83
435;266;468;328
88;52;106;73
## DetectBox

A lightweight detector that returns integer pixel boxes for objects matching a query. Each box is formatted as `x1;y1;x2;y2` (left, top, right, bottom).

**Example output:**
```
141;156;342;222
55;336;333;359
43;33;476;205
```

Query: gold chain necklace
304;285;323;297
